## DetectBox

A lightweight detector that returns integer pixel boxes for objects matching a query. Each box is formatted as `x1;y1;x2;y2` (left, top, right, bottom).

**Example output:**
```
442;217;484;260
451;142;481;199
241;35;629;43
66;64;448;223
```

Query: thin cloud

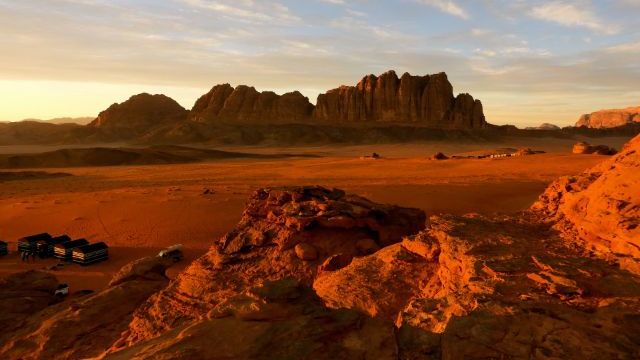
529;2;620;35
415;0;469;19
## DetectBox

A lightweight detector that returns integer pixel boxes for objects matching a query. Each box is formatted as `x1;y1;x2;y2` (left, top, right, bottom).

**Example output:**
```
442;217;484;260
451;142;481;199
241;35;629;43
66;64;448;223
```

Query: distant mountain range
1;117;94;125
0;71;638;146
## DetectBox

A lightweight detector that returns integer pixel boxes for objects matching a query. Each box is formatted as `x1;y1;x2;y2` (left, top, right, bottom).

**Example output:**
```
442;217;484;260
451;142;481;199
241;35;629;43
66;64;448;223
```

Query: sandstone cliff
314;71;486;128
576;106;640;128
189;84;314;124
188;71;486;128
89;93;188;137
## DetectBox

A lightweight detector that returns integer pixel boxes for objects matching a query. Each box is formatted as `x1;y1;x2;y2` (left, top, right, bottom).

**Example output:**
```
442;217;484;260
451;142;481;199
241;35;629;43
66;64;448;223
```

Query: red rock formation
105;279;398;359
0;270;59;344
118;186;425;343
314;70;486;128
535;134;640;273
0;256;175;360
189;84;314;124
576;106;640;128
89;93;188;137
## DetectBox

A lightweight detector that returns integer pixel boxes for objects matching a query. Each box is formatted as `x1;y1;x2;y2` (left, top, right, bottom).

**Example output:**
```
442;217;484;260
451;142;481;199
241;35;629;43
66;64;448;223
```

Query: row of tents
15;233;109;265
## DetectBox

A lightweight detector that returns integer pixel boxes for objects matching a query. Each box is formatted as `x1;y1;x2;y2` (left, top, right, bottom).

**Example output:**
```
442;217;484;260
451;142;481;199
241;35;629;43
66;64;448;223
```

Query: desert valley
2;1;640;359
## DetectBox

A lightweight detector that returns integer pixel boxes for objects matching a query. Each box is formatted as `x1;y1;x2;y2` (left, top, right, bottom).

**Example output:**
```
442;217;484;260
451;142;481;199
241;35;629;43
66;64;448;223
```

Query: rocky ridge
576;106;640;129
315;71;486;128
189;84;314;124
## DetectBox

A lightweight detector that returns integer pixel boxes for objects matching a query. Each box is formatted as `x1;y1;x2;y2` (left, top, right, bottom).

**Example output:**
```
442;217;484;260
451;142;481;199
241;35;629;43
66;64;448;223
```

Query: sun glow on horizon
1;0;639;127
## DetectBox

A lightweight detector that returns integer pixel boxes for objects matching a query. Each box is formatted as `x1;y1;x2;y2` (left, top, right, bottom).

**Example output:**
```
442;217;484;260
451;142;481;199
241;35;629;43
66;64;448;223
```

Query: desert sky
1;0;639;126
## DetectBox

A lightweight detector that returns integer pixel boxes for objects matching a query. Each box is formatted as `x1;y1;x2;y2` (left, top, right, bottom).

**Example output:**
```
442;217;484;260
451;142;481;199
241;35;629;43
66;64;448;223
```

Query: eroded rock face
576;106;640;128
0;270;58;344
89;93;188;137
119;186;426;343
535;134;640;274
0;256;175;360
314;71;486;128
189;84;315;124
105;279;398;360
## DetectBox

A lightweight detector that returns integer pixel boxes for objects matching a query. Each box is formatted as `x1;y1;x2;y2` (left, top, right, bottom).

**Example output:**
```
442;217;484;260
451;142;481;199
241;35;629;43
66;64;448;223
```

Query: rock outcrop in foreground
315;71;486;128
0;257;176;360
576;106;640;128
118;186;426;343
536;134;640;274
2;136;640;359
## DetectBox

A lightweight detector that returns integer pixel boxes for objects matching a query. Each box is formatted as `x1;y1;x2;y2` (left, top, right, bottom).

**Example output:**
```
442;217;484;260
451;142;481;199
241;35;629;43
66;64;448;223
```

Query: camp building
54;239;89;260
72;242;109;265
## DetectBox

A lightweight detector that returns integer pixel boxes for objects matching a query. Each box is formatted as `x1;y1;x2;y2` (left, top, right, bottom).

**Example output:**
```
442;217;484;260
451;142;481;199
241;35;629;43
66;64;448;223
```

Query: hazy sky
1;0;639;126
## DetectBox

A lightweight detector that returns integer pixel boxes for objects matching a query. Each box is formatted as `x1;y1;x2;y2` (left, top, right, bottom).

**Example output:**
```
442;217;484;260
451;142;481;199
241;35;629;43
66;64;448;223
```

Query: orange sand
0;140;616;291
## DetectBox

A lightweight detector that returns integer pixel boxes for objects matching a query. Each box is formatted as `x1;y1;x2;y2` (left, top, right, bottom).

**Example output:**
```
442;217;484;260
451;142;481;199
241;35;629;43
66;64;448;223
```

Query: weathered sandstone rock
572;141;617;155
535;134;640;273
576;106;640;128
119;186;425;343
314;70;486;128
0;256;175;360
190;84;314;124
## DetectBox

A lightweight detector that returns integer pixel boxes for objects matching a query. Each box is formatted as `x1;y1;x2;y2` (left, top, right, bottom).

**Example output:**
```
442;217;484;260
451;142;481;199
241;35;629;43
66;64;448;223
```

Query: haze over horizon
1;0;639;127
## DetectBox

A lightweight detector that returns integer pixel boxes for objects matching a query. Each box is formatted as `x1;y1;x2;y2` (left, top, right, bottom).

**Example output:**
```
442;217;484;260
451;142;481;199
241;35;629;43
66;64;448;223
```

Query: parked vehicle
158;244;184;262
54;283;69;297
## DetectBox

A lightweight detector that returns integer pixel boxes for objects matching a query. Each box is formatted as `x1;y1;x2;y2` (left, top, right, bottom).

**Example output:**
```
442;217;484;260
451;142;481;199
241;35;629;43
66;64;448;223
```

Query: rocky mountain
525;123;561;130
189;71;485;128
2;117;95;125
0;121;98;145
89;93;188;138
576;106;640;128
315;71;486;128
1;135;640;358
189;84;314;124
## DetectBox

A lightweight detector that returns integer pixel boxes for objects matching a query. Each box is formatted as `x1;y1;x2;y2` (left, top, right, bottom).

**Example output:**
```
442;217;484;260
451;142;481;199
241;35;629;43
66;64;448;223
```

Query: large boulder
314;70;486;128
535;134;640;273
119;186;426;343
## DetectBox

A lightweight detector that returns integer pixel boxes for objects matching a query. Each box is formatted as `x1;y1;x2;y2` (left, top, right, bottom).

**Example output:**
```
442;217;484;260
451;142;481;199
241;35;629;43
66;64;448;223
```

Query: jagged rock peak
189;84;314;124
314;70;486;128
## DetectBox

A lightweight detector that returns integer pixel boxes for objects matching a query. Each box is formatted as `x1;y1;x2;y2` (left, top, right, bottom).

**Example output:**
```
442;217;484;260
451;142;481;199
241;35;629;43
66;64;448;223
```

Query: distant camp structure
18;233;52;253
54;239;89;260
15;232;110;265
72;242;109;265
0;241;8;256
37;235;71;258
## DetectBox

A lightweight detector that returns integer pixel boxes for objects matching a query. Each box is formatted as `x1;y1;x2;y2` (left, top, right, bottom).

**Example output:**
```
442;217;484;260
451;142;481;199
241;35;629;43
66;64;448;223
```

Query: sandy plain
0;137;628;292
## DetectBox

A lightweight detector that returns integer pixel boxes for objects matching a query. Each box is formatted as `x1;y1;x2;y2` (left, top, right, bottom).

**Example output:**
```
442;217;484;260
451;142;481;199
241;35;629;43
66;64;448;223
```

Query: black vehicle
0;241;8;256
